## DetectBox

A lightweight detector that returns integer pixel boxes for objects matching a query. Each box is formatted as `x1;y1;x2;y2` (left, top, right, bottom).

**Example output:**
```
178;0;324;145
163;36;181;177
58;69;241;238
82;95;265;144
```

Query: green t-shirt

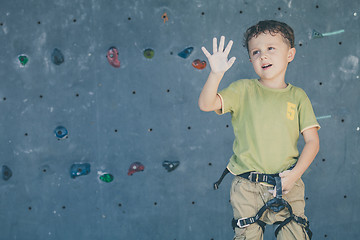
216;79;320;175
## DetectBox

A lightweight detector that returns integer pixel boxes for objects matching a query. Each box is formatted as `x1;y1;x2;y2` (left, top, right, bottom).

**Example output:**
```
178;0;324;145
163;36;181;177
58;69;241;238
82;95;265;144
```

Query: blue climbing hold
54;126;68;140
70;163;91;178
178;47;194;59
2;165;12;181
51;48;65;65
162;160;180;172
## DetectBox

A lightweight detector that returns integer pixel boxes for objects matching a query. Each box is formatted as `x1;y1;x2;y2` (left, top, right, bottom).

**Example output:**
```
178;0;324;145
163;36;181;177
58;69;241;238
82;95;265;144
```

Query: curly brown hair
244;20;295;53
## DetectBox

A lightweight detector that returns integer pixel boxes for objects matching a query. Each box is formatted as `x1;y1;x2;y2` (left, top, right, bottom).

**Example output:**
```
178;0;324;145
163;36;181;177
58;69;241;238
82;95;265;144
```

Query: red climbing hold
128;162;145;176
192;59;207;70
107;47;120;68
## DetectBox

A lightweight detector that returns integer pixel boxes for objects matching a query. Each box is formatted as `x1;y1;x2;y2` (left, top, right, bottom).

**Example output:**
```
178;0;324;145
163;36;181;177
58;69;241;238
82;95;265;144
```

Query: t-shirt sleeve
298;93;321;133
215;80;242;115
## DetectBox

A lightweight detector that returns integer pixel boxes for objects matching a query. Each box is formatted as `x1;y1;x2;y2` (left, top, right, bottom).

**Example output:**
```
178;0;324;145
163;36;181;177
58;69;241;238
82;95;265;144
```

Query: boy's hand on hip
278;170;298;195
271;170;298;197
201;36;236;75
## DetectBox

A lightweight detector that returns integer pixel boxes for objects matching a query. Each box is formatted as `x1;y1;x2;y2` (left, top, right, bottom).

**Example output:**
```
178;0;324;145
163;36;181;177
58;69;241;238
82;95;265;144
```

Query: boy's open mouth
262;64;272;69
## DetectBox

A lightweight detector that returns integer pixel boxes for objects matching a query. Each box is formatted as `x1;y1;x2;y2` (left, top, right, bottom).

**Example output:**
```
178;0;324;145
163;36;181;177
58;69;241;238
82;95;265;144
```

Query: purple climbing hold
107;47;120;68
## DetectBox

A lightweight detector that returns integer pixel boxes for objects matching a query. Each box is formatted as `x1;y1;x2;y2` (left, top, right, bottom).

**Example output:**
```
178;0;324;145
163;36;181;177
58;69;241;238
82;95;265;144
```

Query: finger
213;37;218;53
273;187;276;197
219;36;225;52
201;47;211;58
227;57;236;68
279;170;290;177
224;40;234;55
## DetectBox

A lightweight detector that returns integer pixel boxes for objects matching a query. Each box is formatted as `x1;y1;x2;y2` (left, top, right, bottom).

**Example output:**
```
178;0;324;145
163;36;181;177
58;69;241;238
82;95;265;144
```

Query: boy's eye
252;50;259;55
268;47;275;50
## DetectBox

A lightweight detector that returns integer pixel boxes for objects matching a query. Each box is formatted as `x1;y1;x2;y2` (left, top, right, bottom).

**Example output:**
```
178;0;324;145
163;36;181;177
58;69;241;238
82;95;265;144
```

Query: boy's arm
279;127;320;195
198;36;236;112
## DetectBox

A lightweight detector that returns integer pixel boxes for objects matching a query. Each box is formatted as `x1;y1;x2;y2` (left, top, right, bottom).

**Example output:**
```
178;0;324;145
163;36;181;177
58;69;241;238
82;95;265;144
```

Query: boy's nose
260;53;268;60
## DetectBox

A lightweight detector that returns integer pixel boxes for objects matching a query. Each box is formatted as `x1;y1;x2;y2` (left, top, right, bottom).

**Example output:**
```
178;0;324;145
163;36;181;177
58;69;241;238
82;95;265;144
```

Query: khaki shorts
230;176;310;240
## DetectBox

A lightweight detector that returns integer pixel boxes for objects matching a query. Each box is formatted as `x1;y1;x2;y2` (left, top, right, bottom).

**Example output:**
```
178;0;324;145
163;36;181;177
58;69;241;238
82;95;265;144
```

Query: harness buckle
237;217;253;228
248;172;259;182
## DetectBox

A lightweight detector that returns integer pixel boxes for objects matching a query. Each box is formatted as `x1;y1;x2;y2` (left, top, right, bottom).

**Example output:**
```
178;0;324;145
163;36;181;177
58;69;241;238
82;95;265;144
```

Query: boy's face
248;32;296;83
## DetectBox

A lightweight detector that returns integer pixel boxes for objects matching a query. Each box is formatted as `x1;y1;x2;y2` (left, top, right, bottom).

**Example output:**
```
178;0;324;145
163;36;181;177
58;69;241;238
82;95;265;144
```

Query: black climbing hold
2;165;12;181
54;126;68;140
70;163;91;178
178;47;194;59
51;48;65;65
162;160;180;172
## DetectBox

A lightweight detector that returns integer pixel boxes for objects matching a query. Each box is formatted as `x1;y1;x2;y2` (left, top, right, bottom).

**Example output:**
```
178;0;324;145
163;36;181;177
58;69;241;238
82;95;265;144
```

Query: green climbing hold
99;173;114;183
18;55;28;66
143;48;154;59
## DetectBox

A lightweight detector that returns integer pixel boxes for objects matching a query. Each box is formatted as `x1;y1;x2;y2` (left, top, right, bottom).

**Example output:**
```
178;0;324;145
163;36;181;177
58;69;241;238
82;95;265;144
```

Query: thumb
227;57;236;68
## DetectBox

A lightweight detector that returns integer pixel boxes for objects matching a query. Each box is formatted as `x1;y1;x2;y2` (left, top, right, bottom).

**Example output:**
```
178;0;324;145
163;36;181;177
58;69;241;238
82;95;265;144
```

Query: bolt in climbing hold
192;59;207;70
99;173;114;183
18;55;28;66
178;47;194;59
2;165;12;181
54;126;68;140
70;163;91;178
143;48;155;59
128;162;145;176
51;48;65;65
107;47;120;68
162;160;180;172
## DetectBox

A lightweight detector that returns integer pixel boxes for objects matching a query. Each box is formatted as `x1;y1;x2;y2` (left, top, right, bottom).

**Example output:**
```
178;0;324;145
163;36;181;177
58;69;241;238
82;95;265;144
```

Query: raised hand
201;36;236;75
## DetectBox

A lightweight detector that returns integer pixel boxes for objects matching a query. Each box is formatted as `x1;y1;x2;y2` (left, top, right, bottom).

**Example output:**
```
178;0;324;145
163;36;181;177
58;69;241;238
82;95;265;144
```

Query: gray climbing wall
0;0;359;239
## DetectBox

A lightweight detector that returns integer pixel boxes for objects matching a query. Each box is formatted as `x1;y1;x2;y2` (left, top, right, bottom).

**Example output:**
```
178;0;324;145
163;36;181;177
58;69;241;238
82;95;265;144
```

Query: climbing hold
107;47;120;68
70;163;91;178
178;47;194;59
18;55;28;66
192;59;207;70
316;115;332;120
143;48;155;59
2;165;12;181
162;12;168;23
54;126;68;140
99;173;114;183
51;48;65;65
312;29;345;39
162;160;180;172
128;162;144;176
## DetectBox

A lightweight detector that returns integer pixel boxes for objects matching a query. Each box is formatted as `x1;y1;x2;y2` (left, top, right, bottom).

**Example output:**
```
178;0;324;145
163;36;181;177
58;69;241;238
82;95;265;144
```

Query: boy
198;20;320;239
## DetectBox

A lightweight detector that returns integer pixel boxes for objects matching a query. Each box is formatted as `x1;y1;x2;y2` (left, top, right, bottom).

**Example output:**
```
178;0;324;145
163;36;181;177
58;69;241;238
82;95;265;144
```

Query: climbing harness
214;169;312;239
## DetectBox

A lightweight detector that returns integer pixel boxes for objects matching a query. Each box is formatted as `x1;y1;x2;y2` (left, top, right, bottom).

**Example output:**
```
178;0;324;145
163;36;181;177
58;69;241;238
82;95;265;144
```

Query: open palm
202;36;236;74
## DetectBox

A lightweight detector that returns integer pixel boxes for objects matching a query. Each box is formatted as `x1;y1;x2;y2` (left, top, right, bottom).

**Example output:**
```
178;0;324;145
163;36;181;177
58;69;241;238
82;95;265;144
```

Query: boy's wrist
210;71;225;79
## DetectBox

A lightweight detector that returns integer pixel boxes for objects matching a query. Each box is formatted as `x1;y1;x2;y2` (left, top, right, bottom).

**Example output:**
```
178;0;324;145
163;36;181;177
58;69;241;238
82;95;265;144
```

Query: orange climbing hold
192;59;207;70
162;13;168;23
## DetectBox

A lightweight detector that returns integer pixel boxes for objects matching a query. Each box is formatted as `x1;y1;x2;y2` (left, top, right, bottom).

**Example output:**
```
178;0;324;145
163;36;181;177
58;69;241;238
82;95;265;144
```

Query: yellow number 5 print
287;102;296;120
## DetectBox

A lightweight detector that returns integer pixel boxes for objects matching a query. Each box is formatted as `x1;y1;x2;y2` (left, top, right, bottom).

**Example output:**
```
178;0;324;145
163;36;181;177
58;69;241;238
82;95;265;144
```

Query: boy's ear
287;48;296;62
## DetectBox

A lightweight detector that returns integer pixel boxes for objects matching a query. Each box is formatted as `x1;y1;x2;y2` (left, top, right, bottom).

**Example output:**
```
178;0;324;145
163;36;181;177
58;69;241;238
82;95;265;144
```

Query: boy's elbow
198;102;210;112
198;100;208;112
